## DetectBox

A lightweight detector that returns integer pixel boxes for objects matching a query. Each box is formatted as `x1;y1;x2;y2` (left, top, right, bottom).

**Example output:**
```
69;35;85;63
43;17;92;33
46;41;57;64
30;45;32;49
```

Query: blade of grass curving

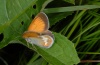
72;22;100;41
44;5;100;13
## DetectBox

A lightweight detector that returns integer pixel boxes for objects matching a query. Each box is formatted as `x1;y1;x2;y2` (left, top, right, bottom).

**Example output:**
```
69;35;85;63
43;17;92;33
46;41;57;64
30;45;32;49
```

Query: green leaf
63;0;75;4
33;32;80;65
44;5;100;13
0;0;37;33
0;0;37;48
36;0;53;13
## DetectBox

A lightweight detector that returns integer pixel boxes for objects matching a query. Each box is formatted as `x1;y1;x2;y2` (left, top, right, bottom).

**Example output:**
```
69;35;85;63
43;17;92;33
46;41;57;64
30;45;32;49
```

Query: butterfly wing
25;35;54;48
39;35;54;48
23;12;54;48
42;30;54;39
22;31;39;38
28;12;49;33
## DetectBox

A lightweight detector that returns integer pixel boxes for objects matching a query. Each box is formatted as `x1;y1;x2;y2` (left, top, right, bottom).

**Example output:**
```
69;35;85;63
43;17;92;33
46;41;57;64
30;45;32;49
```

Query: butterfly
22;12;54;48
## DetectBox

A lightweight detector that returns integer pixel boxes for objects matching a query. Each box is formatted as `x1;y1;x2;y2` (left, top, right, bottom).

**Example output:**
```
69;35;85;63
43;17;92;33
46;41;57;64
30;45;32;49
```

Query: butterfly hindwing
25;35;54;48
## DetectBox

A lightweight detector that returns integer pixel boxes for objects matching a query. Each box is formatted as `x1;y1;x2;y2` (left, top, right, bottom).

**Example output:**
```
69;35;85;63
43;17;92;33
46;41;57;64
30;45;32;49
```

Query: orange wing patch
23;31;39;38
28;12;49;33
28;17;45;33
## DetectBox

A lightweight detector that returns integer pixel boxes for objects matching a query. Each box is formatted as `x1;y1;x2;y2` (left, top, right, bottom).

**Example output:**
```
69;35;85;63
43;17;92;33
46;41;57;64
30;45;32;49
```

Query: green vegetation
0;0;100;65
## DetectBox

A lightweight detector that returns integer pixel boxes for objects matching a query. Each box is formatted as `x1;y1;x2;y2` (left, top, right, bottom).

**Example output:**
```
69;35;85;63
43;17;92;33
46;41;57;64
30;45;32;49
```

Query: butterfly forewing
28;12;49;33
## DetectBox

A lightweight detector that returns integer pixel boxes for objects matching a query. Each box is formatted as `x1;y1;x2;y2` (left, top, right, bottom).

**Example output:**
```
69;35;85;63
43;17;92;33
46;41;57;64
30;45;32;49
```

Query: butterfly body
23;12;54;48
